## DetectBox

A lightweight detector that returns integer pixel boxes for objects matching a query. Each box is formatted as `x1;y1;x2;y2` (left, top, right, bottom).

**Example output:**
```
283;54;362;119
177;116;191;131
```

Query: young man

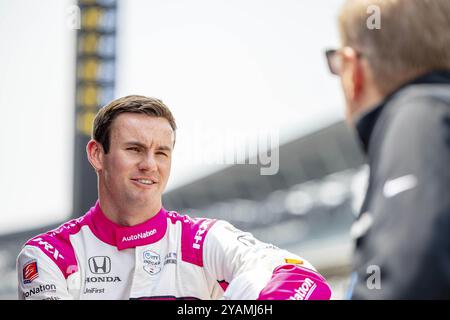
326;0;450;299
17;95;331;300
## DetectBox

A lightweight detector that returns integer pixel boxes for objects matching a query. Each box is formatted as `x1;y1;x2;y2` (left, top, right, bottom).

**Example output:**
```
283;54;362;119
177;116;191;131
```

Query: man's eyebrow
157;145;172;152
124;141;172;151
124;141;147;149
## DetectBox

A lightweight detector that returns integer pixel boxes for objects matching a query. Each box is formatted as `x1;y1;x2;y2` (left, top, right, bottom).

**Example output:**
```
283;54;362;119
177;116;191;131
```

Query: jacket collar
354;70;450;153
87;200;168;250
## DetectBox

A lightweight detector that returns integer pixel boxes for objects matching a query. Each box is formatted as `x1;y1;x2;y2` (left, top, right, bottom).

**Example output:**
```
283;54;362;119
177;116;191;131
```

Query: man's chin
129;193;162;208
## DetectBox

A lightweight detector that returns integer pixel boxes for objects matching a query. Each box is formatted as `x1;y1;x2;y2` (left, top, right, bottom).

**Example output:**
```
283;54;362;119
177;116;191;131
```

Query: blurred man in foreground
326;0;450;299
17;95;331;300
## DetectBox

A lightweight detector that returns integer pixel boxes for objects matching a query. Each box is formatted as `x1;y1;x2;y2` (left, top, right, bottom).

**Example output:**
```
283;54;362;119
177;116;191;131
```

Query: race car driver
17;95;331;300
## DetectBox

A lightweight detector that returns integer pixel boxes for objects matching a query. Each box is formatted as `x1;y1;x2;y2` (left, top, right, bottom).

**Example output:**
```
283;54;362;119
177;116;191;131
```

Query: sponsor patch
23;284;57;299
143;250;161;275
285;258;303;265
289;278;317;300
164;252;177;265
122;229;157;243
23;260;39;284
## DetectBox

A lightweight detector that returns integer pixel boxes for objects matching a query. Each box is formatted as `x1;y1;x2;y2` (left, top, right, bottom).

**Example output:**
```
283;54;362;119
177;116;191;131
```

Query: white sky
0;0;345;235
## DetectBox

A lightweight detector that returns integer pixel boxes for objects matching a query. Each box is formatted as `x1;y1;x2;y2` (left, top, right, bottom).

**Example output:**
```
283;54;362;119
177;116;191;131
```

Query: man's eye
127;147;140;152
156;152;168;157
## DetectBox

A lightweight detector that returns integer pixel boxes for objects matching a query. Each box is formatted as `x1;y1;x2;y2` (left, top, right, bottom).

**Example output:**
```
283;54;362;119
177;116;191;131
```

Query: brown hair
339;0;450;94
93;95;177;153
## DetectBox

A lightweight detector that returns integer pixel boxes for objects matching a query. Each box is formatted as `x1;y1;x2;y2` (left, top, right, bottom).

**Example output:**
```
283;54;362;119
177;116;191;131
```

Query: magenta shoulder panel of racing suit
24;217;85;279
167;211;217;267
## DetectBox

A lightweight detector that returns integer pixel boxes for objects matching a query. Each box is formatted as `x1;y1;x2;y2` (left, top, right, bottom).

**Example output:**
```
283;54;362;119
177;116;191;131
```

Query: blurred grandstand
0;120;367;299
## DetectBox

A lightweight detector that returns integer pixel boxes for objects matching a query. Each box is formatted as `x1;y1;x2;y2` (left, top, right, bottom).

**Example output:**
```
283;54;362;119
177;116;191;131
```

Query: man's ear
341;47;364;101
86;139;104;172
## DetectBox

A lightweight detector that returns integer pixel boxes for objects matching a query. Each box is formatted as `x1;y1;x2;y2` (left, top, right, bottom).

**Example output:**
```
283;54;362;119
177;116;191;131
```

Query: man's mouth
131;178;157;186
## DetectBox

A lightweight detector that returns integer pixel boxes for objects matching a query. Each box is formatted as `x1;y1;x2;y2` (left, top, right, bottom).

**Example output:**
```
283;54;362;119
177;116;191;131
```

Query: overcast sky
0;0;345;234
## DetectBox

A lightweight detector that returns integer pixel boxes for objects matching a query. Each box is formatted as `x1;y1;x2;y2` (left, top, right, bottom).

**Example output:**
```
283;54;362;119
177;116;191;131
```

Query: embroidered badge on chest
143;250;162;275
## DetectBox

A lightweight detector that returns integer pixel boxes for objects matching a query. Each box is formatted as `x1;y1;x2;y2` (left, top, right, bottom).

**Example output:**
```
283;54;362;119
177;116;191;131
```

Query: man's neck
350;83;385;125
98;197;162;227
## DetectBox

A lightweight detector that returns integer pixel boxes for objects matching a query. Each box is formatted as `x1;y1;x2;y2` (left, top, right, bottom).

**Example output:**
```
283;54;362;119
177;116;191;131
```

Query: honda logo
88;256;111;274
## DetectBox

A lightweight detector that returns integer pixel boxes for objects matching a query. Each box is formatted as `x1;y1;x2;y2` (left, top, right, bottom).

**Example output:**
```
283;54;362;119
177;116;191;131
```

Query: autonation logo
122;229;157;243
289;278;317;300
23;284;57;299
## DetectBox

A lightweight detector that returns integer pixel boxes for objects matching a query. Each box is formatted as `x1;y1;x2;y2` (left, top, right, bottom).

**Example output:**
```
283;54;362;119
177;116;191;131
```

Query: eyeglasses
325;49;343;76
325;48;363;76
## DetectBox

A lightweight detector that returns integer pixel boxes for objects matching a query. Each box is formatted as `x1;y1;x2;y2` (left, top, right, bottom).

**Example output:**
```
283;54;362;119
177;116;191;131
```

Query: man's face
340;52;360;123
99;113;174;209
327;47;382;124
328;47;363;124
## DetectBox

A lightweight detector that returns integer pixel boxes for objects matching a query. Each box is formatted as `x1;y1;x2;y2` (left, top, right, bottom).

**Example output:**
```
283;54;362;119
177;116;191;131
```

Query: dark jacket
349;71;450;299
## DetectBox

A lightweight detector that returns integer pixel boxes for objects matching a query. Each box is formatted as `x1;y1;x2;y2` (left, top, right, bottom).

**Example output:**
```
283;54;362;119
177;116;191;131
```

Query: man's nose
138;153;157;171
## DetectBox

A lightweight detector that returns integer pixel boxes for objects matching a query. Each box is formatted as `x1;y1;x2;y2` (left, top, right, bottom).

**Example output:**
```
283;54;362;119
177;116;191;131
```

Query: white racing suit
17;201;331;300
